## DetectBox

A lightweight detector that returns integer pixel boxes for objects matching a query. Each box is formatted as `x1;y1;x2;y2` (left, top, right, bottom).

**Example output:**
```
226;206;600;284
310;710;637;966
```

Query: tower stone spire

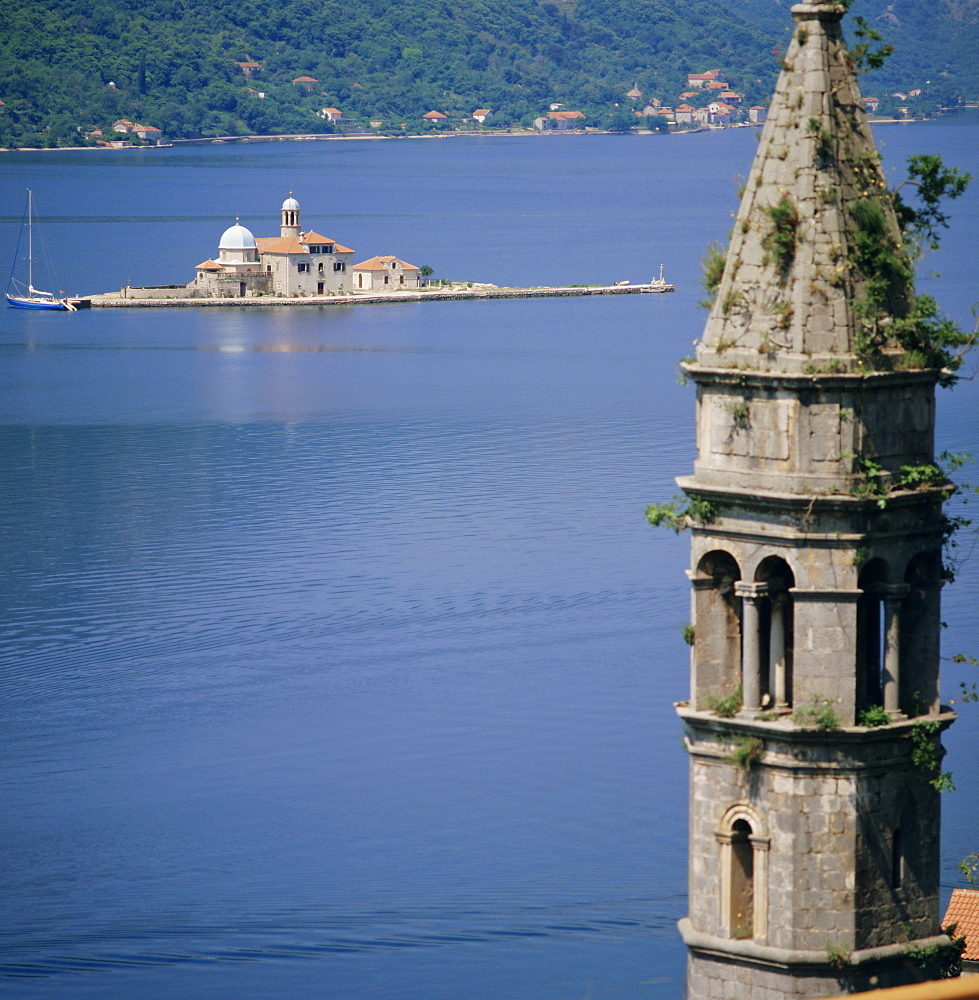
674;4;958;998
700;1;910;374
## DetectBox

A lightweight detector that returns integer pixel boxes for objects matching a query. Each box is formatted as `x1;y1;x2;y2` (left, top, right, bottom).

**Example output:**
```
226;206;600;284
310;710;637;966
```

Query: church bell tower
675;3;957;997
281;193;301;238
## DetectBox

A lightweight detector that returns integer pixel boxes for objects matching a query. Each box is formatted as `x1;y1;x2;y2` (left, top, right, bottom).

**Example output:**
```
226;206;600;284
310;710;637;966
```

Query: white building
352;256;421;291
193;195;355;298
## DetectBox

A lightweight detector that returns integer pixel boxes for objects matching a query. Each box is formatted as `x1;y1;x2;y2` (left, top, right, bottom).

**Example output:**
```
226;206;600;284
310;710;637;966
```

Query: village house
692;106;711;126
705;80;729;92
110;119;164;144
687;69;722;89
193;195;356;298
234;60;261;78
719;90;741;106
422;110;448;123
534;110;585;130
134;124;164;144
472;109;492;124
351;256;421;291
943;889;979;976
318;107;343;123
707;101;736;125
675;104;696;125
862;95;880;113
749;105;767;124
626;86;643;101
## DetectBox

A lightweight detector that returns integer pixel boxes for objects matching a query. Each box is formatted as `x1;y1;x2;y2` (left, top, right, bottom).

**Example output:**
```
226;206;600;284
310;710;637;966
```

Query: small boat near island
6;190;76;311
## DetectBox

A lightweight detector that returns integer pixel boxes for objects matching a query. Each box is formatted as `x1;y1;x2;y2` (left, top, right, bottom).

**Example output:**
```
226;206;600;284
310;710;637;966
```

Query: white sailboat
6;190;75;311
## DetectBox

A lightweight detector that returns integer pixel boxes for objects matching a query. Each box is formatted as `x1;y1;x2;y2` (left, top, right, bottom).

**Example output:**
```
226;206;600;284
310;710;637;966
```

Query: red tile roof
944;889;979;960
422;110;447;119
353;255;420;271
196;260;224;271
302;232;353;253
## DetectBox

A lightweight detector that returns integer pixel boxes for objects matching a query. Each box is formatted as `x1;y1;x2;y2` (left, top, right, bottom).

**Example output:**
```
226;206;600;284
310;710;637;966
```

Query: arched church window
691;551;741;711
736;557;794;716
717;805;769;942
730;820;754;938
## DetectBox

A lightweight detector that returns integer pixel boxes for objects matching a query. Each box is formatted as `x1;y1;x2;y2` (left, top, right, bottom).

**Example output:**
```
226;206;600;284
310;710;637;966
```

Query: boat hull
6;293;72;311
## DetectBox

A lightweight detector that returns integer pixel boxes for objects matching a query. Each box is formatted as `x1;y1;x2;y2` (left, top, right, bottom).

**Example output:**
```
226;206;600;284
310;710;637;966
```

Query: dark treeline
1;0;976;147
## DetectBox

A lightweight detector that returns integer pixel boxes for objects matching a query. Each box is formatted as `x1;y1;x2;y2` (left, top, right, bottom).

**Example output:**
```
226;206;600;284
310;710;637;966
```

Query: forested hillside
1;0;976;147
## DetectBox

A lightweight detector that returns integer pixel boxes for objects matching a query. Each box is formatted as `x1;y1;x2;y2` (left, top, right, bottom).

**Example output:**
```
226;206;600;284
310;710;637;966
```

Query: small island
82;193;674;308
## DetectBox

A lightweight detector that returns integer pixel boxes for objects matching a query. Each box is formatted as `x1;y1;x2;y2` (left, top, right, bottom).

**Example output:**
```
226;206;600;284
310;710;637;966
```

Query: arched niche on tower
716;804;769;943
900;552;942;716
753;556;795;712
691;550;741;711
856;558;890;713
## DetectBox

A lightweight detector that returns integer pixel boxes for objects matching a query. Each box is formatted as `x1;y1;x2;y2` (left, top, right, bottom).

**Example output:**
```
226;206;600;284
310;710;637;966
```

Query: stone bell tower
281;192;301;238
675;2;957;997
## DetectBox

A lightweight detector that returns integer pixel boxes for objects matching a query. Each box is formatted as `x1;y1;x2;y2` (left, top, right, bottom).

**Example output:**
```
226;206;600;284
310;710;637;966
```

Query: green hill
1;0;976;147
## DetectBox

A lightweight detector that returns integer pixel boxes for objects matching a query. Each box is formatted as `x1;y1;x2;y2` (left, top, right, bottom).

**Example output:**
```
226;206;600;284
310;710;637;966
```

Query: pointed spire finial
695;0;910;374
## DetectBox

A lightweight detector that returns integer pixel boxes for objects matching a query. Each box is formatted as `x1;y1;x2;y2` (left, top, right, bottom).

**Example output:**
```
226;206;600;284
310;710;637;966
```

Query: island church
193;195;420;298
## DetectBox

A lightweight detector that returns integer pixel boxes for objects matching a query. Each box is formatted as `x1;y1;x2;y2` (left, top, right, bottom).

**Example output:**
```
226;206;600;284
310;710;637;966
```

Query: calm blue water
1;124;977;1000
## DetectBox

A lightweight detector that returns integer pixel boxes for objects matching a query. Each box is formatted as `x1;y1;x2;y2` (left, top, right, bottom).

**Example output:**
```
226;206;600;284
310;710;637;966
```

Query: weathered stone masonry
674;3;956;998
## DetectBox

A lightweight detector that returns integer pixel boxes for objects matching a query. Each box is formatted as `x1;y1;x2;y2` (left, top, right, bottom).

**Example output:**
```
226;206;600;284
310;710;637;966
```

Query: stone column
770;596;787;709
882;583;910;717
735;582;767;718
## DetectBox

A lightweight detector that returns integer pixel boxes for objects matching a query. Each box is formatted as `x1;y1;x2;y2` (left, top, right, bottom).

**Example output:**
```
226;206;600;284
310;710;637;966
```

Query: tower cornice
682;364;940;392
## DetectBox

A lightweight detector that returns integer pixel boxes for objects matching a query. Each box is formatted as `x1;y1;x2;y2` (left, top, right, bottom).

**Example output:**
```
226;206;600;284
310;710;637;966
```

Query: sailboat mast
26;189;33;292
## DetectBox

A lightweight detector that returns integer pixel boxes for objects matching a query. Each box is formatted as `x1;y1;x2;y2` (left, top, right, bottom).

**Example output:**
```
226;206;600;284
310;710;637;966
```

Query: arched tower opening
856;558;890;712
691;550;741;711
755;556;795;712
901;552;943;716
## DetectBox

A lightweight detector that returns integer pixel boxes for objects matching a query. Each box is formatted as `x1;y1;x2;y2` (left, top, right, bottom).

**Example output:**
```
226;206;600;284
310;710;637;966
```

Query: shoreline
0;115;944;154
80;282;675;309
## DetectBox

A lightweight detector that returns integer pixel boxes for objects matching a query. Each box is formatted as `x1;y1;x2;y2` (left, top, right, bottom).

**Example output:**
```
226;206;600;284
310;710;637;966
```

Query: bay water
1;122;977;1000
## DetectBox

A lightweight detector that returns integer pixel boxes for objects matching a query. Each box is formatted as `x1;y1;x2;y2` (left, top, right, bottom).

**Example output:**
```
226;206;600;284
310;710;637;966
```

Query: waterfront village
76;66;928;148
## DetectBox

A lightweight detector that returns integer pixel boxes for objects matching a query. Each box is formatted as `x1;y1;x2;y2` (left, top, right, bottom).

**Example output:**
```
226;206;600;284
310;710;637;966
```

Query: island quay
84;281;673;309
75;193;673;308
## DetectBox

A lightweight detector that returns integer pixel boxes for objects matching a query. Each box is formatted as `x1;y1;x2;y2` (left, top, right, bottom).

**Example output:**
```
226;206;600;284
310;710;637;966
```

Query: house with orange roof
292;77;318;90
687;70;722;89
472;109;492;123
719;90;741;106
707;101;737;125
235;60;261;78
133;123;164;144
318;107;343;123
422;110;448;122
943;888;979;975
540;110;585;130
705;80;729;92
351;256;421;291
193;194;356;298
675;104;696;125
749;105;767;124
